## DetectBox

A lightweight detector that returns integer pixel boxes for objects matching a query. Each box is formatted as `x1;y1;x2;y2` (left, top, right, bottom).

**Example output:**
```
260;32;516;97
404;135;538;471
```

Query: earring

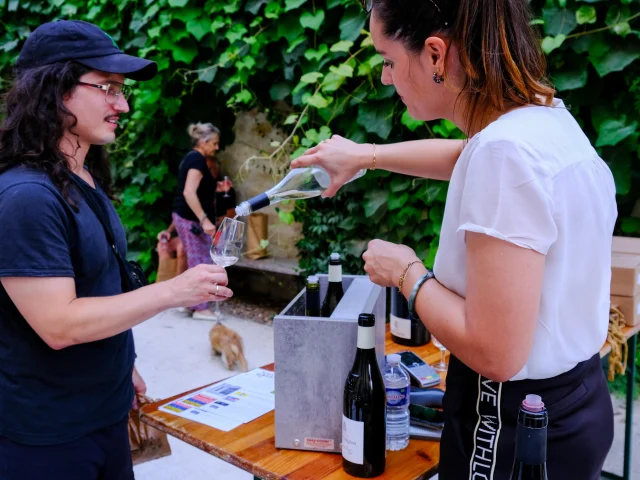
433;70;444;84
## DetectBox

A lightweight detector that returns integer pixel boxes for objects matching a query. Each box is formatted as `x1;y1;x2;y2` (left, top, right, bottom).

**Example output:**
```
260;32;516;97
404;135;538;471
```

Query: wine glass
431;336;448;372
223;176;231;198
209;217;245;318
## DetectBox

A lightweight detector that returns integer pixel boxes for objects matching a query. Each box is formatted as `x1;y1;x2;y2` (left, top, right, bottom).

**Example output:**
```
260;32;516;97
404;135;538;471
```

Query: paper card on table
159;368;275;432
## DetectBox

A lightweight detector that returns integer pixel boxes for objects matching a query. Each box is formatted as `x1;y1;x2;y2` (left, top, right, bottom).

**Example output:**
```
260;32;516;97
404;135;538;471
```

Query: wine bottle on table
342;313;386;478
234;167;366;217
305;275;321;317
510;394;548;480
390;286;429;346
321;252;344;317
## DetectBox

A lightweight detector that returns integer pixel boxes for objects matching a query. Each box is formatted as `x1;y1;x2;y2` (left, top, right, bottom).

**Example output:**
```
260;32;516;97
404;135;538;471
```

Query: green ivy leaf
279;211;295;225
245;0;269;14
542;7;577;36
621;217;640;234
168;0;189;8
321;72;346;93
389;192;409;210
300;71;324;84
330;40;353;52
187;18;211;41
270;82;292;101
401;109;423;132
357;100;394;140
541;34;566;54
171;39;198;64
285;0;307;12
576;6;597;24
300;11;325;30
307;92;330;108
552;63;588;91
596;116;638;147
329;64;354;78
339;9;367;41
277;13;305;43
416;182;442;205
364;190;388;218
590;43;640;77
226;24;248;43
210;17;226;33
284;114;299;125
390;176;412;193
265;2;281;19
173;7;200;23
305;44;329;62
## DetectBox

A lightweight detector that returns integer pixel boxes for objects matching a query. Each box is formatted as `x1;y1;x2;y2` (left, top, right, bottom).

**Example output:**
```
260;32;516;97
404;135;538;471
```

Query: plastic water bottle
383;353;411;451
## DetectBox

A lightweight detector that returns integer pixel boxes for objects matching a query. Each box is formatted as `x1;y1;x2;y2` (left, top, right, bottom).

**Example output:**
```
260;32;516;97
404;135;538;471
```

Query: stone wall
217;110;302;260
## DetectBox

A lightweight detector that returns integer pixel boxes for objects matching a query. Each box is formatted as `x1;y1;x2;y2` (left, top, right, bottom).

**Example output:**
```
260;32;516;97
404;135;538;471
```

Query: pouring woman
293;0;617;477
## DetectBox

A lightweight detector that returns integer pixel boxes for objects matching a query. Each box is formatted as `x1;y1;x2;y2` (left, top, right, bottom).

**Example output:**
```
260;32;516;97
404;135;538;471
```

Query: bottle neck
328;263;342;283
514;415;547;466
357;325;376;350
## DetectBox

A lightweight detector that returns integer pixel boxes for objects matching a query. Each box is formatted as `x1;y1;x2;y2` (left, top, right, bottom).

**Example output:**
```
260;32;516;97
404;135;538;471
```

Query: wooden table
140;326;447;480
140;324;639;480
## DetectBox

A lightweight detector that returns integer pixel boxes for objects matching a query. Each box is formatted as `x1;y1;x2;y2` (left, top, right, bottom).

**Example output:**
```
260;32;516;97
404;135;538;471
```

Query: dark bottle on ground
321;252;344;317
510;394;548;480
305;275;321;317
342;313;386;478
389;286;430;346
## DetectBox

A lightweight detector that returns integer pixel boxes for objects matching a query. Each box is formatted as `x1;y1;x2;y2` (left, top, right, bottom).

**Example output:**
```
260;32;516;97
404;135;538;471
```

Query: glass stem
440;348;446;366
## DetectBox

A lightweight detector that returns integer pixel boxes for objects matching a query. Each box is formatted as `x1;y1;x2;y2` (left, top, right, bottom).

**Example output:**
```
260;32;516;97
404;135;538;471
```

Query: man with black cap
0;20;233;479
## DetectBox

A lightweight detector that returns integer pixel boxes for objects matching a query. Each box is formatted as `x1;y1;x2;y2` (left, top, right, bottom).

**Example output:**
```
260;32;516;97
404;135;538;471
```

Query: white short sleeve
457;140;558;254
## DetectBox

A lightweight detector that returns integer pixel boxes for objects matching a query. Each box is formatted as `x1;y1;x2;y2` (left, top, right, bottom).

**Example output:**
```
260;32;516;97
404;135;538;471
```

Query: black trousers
0;417;133;480
439;354;614;479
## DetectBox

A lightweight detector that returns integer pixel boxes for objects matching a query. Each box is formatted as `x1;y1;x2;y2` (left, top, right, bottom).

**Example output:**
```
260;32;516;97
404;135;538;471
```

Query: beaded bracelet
408;270;435;319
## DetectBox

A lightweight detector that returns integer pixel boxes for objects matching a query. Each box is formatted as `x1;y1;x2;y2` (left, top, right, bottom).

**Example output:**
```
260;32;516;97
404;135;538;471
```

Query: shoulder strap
69;174;131;289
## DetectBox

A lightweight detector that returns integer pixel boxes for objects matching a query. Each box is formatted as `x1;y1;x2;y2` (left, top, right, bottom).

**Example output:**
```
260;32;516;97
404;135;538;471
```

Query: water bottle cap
307;275;319;284
522;394;545;412
387;354;401;365
330;252;341;261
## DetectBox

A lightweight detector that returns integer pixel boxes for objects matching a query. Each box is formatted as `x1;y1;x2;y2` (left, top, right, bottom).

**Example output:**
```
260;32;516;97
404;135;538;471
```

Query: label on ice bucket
342;414;364;464
386;387;409;407
304;437;335;450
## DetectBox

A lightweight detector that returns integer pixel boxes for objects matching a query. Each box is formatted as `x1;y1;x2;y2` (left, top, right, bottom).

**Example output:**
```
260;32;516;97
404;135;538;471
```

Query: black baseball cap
16;20;157;81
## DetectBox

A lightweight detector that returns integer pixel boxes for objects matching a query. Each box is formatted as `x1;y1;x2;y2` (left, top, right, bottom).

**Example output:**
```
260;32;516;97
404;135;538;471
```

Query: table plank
600;324;640;358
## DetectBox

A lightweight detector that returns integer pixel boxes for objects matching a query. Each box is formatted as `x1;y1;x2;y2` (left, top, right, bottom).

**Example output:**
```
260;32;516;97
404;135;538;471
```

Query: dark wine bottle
305;275;321;317
321;252;344;317
510;394;548;480
342;313;386;478
389;287;430;346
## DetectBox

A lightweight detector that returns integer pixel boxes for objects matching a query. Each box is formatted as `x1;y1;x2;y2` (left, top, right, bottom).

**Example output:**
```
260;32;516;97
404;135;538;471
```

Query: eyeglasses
76;81;131;105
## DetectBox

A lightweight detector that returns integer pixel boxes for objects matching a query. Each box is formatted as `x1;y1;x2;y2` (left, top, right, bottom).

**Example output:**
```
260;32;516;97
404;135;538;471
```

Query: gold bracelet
398;260;421;291
372;143;377;170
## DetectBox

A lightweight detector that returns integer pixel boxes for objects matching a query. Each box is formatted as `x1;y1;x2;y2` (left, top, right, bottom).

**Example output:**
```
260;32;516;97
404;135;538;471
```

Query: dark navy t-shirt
0;166;135;445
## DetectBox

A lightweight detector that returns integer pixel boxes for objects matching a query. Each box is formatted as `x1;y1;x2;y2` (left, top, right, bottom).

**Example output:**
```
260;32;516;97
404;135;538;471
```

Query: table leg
601;333;637;480
622;333;637;480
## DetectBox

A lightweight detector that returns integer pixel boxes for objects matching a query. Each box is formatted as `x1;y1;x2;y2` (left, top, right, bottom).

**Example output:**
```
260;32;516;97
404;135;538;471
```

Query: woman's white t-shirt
433;99;618;381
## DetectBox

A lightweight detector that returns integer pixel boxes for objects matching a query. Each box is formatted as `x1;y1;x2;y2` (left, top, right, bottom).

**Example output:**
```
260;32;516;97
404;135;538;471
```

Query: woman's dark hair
372;0;555;134
0;61;113;207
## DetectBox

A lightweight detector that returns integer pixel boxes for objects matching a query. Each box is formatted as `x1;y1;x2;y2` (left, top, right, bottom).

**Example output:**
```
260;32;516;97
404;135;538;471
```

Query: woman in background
171;123;236;319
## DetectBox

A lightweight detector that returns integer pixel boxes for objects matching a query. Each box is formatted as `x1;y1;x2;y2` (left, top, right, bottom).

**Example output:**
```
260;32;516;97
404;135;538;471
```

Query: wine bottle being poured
234;166;366;217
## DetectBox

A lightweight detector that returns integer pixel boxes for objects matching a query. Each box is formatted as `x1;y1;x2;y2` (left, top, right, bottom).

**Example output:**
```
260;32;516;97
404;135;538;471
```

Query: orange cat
209;322;249;372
